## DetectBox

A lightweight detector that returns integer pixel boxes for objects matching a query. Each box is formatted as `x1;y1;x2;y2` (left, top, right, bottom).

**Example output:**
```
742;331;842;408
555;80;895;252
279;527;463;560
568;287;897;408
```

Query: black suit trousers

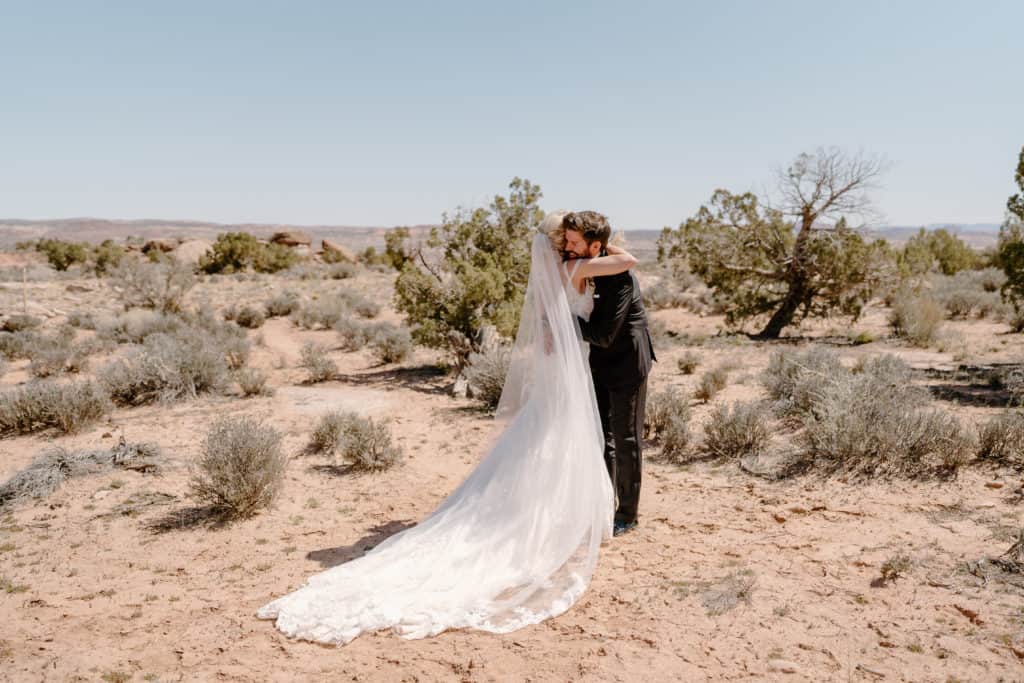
593;372;647;525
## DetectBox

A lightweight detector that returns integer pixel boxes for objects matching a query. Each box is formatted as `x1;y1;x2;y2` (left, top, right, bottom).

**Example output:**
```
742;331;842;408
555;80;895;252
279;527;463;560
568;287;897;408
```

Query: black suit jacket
577;268;656;387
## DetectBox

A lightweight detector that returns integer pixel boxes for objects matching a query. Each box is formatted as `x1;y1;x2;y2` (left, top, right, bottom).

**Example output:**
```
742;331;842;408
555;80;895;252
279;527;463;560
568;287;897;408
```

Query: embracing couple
258;209;656;646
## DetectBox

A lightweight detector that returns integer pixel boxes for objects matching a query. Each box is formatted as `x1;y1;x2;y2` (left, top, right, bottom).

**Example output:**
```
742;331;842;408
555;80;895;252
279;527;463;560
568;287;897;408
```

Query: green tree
198;232;298;274
384;227;413;270
35;238;89;271
662;148;893;337
394;178;542;364
899;227;979;277
998;145;1024;318
91;239;125;276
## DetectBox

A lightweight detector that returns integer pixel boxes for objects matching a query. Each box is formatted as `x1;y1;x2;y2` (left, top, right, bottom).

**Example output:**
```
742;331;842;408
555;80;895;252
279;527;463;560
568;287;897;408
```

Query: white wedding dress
256;234;613;646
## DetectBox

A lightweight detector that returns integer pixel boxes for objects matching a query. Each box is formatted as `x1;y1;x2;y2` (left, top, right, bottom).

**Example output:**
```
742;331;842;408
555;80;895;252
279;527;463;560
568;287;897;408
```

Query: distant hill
0;218;1003;253
0;217;438;252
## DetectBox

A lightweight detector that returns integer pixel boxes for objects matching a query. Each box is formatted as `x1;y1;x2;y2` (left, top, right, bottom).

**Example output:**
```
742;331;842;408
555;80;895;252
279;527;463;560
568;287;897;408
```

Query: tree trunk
759;212;814;338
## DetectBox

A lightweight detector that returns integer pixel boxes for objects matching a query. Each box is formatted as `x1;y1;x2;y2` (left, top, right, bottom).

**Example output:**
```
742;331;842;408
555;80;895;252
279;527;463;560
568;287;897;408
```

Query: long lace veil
256;232;614;645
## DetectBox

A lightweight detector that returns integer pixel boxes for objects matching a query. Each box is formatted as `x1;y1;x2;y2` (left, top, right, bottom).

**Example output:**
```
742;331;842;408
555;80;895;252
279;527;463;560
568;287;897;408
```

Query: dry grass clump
100;331;230;405
227;305;266;329
264;290;301;318
370;325;413;364
762;347;845;417
235;368;273;397
694;366;730;403
700;569;756;616
189;416;286;519
889;291;944;346
0;439;160;510
976;410;1024;470
308;411;402;471
463;346;510;410
763;348;971;478
1;315;42;333
0;379;111;437
27;325;96;378
95;309;184;344
931;269;1007;319
292;291;380;330
799;360;971;478
677;351;699;375
703;401;772;460
643;387;692;462
110;255;196;313
299;342;337;383
644;386;689;439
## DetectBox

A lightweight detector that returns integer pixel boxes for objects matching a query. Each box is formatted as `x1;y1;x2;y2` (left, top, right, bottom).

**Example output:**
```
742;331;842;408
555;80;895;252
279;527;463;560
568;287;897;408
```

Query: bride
256;210;639;645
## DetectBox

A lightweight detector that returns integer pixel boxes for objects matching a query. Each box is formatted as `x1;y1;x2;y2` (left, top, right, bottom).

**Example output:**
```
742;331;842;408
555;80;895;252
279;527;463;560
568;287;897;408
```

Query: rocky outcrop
270;230;312;247
320;239;357;263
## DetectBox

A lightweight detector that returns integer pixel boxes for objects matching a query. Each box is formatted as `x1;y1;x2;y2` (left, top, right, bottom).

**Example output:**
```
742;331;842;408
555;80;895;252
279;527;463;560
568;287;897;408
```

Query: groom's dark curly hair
563;211;612;249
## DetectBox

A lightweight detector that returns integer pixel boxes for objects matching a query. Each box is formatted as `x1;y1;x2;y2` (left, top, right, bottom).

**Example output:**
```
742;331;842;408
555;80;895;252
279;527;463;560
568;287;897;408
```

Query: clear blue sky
2;1;1021;230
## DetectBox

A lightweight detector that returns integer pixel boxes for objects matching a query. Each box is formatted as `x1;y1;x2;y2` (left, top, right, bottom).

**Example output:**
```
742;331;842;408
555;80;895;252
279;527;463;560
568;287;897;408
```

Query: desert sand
1;254;1023;683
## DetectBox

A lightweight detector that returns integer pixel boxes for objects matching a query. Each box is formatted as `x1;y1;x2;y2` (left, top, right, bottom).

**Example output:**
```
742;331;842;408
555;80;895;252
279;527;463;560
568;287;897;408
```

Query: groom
563;211;656;537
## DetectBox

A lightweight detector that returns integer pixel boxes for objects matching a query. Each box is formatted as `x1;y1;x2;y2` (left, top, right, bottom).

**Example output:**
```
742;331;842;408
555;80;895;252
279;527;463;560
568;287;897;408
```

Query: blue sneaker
613;520;638;537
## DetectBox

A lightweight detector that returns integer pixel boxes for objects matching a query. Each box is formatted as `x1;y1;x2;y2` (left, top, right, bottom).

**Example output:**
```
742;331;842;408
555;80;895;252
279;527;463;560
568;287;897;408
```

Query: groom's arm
578;276;632;349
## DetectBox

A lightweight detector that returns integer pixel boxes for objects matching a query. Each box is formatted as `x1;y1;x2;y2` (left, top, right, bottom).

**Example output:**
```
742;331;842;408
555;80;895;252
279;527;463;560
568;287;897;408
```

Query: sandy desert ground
1;248;1023;683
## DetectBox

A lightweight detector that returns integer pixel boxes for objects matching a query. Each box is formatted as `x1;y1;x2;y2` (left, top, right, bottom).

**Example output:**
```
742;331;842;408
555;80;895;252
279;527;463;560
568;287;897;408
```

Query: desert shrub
0;440;160;510
370;325;413;364
35;238;89;271
265;290;301;317
95;309;185;344
694;366;729;403
254;243;300;273
110;255;196;313
199;232;300;274
463;346;511;409
976;410;1024;469
703;401;771;459
677;351;699;375
644;386;690;440
337;290;380;319
180;306;251;370
660;412;692;463
235;367;273;397
233;305;266;329
28;325;92;378
299;342;337;383
189;416;286;518
762;347;847;416
931;269;1005;319
100;331;229;405
643;280;689;311
291;298;350;330
0;330;38;360
308;411;402;471
799;368;970;478
332;316;375;351
326;262;357;279
91;239;125;276
0;379;111;436
889;291;944;346
0;358;6;378
1;315;42;333
66;311;96;329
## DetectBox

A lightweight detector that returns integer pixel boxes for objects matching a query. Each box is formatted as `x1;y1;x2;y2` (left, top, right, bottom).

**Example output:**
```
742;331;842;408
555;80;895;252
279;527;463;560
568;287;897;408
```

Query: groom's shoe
612;520;638;537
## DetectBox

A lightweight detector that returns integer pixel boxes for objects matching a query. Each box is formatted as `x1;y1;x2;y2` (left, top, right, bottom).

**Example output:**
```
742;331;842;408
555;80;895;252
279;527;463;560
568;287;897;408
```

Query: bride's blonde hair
538;210;570;252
